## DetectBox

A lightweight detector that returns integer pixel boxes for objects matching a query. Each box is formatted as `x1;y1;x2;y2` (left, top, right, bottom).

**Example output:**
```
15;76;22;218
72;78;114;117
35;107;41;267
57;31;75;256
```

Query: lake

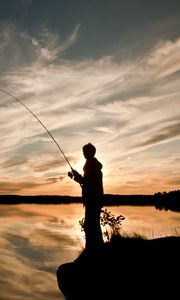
0;204;179;300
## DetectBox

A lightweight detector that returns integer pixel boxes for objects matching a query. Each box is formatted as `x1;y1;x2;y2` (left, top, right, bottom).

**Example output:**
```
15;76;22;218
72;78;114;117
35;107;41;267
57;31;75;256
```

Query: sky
0;0;180;196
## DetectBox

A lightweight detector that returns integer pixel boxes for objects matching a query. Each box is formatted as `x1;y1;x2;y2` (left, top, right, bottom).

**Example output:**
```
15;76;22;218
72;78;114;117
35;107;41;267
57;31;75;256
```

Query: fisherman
68;143;104;251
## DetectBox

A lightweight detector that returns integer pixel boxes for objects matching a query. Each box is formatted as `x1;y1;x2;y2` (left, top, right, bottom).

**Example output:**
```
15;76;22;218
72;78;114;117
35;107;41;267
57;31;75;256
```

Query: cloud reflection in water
0;204;179;299
0;204;84;300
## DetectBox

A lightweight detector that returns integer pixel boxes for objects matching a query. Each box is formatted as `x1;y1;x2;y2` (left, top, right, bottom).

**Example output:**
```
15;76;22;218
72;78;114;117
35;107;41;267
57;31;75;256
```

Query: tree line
0;190;179;212
154;190;180;212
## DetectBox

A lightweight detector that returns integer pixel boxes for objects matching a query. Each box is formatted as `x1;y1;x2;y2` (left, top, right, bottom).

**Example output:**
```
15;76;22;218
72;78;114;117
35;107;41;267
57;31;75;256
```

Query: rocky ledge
57;235;180;300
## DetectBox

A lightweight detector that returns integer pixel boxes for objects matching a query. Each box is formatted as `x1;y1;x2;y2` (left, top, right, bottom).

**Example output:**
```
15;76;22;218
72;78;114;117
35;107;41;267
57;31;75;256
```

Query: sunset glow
0;0;180;195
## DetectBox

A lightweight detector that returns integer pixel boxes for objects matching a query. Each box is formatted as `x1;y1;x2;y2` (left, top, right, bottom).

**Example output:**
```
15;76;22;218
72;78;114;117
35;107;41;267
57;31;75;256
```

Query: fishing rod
0;88;73;171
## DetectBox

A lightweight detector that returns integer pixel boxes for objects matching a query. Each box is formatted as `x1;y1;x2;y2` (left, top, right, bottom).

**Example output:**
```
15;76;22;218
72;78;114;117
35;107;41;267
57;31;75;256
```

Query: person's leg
84;205;104;251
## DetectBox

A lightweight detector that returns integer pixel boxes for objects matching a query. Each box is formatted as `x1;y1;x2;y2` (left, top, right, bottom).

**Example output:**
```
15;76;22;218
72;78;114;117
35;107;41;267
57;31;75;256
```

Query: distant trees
154;190;180;212
0;190;179;213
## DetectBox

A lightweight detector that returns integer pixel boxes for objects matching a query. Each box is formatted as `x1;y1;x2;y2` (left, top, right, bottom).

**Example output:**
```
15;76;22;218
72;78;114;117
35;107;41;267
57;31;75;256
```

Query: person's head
82;143;96;159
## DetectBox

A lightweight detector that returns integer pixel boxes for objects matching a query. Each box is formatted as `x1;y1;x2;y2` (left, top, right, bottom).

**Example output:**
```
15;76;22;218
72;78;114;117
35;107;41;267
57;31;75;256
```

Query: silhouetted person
68;143;104;251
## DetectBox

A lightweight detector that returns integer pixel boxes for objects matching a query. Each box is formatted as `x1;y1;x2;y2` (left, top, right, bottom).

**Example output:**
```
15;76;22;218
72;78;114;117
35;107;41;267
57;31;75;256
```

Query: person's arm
68;169;84;184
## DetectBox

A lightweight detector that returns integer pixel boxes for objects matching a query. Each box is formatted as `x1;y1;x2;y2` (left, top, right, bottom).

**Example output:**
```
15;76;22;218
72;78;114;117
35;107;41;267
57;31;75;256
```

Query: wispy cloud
145;38;180;79
0;23;180;194
31;24;81;62
134;121;180;148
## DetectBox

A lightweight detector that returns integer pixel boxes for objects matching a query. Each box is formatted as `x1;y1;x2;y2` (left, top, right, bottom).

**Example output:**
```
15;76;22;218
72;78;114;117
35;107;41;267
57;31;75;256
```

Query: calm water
0;204;179;300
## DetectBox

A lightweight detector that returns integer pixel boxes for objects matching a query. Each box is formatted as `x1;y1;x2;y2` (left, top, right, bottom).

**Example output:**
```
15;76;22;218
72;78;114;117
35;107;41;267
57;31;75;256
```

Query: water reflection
0;204;84;300
0;204;179;300
108;205;180;239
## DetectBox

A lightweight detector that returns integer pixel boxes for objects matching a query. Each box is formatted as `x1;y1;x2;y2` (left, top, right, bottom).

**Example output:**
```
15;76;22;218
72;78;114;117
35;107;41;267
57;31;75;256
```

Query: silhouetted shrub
79;208;125;242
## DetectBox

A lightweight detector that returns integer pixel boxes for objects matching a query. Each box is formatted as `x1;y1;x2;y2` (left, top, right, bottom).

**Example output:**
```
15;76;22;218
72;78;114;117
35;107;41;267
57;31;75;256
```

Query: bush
79;208;125;242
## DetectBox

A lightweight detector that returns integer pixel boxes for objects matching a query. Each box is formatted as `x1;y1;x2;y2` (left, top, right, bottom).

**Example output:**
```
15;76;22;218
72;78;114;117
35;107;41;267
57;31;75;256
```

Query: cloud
134;121;180;148
31;157;67;172
0;176;65;194
0;180;40;193
168;178;180;185
145;38;180;79
0;22;81;73
31;24;81;62
0;23;180;194
2;156;29;168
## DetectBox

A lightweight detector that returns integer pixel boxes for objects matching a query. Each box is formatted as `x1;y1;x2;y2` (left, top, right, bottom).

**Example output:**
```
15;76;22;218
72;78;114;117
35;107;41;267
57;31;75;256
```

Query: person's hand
72;169;79;176
68;171;73;179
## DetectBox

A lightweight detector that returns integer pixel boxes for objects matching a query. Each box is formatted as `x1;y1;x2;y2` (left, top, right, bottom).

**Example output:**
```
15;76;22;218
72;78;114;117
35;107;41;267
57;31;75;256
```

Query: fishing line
0;88;73;170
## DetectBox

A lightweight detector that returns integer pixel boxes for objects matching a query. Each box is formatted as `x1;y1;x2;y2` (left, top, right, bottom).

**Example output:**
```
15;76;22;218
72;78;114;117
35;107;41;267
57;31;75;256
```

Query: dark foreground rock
57;235;180;300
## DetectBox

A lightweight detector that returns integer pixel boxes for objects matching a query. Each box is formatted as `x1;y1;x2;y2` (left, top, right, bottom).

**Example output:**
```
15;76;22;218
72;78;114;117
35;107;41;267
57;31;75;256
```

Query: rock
56;236;180;300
